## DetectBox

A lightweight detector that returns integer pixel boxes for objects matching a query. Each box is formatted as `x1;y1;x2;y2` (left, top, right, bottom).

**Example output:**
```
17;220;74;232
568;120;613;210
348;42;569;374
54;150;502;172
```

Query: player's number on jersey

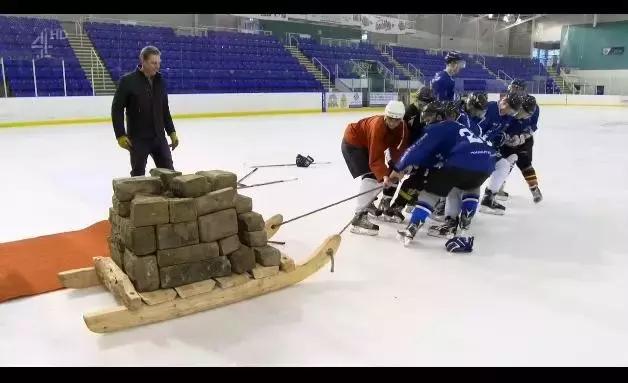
458;128;484;144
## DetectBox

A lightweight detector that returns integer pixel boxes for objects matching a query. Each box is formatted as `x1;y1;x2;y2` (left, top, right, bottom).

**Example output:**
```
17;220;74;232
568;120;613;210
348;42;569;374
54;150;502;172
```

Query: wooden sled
57;214;341;333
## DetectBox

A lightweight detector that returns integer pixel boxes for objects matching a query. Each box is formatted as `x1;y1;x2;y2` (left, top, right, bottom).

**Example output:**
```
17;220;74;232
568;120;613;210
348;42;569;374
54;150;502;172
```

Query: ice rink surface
1;106;628;366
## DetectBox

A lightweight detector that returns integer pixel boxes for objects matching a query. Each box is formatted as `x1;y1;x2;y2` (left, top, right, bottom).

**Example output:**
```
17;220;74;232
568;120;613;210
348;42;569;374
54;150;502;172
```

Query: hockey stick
249;161;332;169
236;178;298;190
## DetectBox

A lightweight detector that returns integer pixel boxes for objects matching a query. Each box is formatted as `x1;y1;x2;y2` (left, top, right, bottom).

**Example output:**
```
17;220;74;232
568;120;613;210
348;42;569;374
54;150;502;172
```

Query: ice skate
349;212;379;236
431;199;446;222
365;202;383;218
381;205;405;223
530;186;543;203
427;216;459;238
397;222;421;246
479;190;506;215
495;189;509;202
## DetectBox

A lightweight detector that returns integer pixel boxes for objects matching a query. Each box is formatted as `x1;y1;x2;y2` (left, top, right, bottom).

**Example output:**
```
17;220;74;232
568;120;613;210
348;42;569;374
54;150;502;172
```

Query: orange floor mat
0;220;111;303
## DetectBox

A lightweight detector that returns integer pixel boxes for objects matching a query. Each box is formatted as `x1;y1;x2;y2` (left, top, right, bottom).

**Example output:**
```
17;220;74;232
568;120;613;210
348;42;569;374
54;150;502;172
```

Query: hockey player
430;51;465;102
500;94;543;203
428;92;489;238
391;118;497;252
405;86;436;143
429;100;465;221
341;100;409;235
378;101;446;223
508;78;527;95
376;87;436;217
478;92;525;215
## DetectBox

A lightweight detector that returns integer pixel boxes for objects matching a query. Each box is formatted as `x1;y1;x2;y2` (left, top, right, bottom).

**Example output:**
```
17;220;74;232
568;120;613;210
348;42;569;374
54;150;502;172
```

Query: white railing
1;57;7;98
497;69;513;82
287;34;300;48
376;60;399;91
320;37;361;48
312;57;332;90
407;63;424;84
89;48;109;94
78;15;272;39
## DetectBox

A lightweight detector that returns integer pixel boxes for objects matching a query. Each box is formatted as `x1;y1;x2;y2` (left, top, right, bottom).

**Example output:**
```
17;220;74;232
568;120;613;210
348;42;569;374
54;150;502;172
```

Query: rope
237;178;298;190
272;185;384;230
237;167;258;185
249;161;332;168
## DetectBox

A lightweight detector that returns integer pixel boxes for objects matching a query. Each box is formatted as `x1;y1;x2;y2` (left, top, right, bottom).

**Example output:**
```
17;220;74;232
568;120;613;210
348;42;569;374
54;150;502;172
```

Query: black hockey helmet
445;50;466;69
420;100;445;124
416;86;435;104
443;101;461;121
502;92;523;115
466;92;489;119
516;94;537;119
508;78;527;94
445;51;463;64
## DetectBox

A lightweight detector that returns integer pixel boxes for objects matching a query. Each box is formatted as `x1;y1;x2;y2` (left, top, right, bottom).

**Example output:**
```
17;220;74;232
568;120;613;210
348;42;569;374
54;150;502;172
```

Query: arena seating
484;55;549;81
296;38;411;81
0;15;93;97
85;22;324;93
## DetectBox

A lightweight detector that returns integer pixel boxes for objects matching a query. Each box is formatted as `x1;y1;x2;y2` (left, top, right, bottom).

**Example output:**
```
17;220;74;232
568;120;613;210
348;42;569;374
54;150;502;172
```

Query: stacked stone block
107;168;283;293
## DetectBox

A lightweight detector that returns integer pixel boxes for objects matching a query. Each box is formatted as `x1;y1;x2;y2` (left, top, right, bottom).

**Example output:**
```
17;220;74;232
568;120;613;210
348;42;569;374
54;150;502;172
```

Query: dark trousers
129;135;174;177
500;136;534;170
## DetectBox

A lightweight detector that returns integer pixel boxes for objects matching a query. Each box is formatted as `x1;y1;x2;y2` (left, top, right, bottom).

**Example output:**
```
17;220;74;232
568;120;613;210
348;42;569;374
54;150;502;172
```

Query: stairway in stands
284;45;333;92
62;27;116;96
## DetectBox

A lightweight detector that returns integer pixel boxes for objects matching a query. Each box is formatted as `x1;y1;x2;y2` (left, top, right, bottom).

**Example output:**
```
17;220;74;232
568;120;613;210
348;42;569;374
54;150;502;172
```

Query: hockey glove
169;132;179;150
117;135;132;150
296;154;315;167
445;236;474;253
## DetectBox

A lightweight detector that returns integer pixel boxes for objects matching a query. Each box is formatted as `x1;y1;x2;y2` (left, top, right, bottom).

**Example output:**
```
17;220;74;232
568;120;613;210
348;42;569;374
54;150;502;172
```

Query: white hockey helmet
384;100;405;119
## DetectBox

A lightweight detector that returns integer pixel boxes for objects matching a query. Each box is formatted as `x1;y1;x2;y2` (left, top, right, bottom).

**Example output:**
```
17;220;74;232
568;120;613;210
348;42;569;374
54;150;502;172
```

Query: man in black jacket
112;46;179;176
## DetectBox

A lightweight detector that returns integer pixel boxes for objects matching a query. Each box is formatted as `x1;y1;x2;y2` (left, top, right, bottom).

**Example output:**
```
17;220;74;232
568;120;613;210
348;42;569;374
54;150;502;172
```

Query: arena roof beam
496;14;547;32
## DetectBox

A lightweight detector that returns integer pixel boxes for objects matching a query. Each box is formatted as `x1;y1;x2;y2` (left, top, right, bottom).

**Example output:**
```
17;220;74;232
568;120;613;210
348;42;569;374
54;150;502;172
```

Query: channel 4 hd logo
31;28;67;59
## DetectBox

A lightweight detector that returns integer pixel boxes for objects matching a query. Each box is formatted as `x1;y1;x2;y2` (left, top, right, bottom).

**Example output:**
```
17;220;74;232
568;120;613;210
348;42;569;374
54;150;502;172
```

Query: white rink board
0;92;322;126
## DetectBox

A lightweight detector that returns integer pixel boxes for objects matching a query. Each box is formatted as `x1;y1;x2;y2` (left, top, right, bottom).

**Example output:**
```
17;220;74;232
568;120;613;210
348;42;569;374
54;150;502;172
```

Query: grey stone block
169;197;197;223
112;176;162;202
198;208;238;243
252;245;281;267
123;250;160;292
170;174;210;198
157;242;219;267
112;195;131;217
234;194;253;214
156;221;200;250
160;257;231;288
119;217;156;256
130;195;170;227
227;244;255;274
237;211;265;232
195;187;236;216
218;234;240;256
149;168;183;190
239;230;268;247
196;170;237;191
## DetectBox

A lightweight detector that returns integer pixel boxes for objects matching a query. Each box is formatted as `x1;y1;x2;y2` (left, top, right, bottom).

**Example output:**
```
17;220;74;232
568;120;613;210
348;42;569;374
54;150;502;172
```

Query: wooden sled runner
58;214;342;334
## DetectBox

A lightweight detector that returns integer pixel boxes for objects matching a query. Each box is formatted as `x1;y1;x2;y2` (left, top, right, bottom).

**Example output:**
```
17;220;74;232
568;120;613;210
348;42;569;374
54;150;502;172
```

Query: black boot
479;189;506;215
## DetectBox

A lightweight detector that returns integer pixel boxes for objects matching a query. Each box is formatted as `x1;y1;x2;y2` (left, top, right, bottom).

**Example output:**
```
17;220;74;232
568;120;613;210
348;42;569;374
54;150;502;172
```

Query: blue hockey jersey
457;111;482;137
395;120;496;174
430;70;455;101
505;105;540;136
479;101;514;147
